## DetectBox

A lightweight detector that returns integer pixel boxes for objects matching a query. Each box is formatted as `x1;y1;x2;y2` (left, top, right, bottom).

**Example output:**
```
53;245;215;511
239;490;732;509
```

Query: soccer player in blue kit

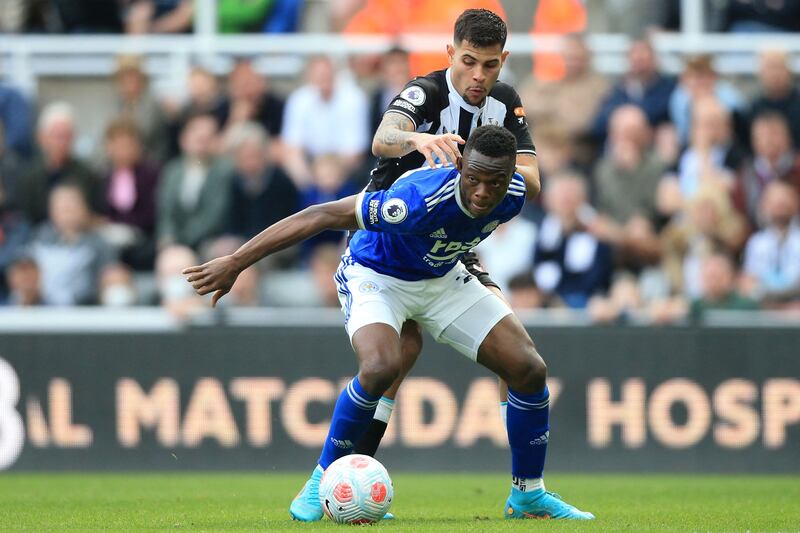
183;126;594;521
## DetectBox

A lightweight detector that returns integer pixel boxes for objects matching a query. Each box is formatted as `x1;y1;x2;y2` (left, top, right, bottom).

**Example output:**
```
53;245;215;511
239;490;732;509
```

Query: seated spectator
281;56;368;187
155;244;204;318
368;47;411;139
226;122;299;241
689;253;758;321
532;173;613;308
219;59;285;162
507;271;548;311
17;102;99;225
218;0;271;33
0;135;29;298
98;263;138;307
300;154;358;256
677;97;744;200
590;105;664;270
166;67;226;160
3;256;42;306
261;242;343;307
749;48;800;149
0;76;32;157
662;184;748;298
587;272;641;324
29;184;115;305
201;235;262;307
113;54;169;164
158;114;233;250
308;243;343;308
741;181;800;308
592;39;676;141
669;55;746;147
124;0;193;34
100;119;160;269
734;112;800;227
519;35;609;146
475;216;537;293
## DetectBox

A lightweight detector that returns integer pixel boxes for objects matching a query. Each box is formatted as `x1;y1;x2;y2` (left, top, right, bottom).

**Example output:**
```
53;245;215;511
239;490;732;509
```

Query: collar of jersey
446;68;486;114
454;173;475;218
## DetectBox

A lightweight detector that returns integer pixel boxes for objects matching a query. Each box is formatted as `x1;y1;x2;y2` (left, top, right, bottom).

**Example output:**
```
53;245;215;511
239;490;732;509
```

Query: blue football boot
289;465;324;522
505;488;595;520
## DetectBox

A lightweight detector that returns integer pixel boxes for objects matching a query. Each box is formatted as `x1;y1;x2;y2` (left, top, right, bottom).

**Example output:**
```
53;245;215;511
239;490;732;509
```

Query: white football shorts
334;254;512;361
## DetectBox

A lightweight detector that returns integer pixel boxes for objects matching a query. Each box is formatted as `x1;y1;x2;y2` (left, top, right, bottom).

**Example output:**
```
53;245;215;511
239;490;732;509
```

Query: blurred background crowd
1;0;799;325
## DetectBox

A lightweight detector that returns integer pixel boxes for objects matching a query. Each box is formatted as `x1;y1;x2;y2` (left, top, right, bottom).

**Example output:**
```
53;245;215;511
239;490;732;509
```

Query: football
318;454;393;524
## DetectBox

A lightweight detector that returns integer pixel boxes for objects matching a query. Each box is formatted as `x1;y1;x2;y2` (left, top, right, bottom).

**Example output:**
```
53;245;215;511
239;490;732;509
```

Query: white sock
374;397;395;423
512;476;545;493
499;401;507;425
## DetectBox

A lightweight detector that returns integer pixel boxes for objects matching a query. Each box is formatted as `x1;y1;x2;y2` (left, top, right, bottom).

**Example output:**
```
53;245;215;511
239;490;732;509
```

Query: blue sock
318;377;380;469
506;387;550;482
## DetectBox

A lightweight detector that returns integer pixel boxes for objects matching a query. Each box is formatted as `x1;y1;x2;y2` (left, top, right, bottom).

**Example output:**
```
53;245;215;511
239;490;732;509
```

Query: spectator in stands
218;0;272;33
592;39;675;141
101;119;160;269
219;59;285;161
124;0;193;34
3;256;41;306
532;172;613;308
506;271;548;311
29;183;115;305
308;243;342;308
226;122;298;240
519;35;609;145
735;112;800;228
98;262;138;307
201;235;263;306
677;97;744;201
166;67;226;160
0;157;30;299
113;54;169;164
669;55;746;147
530;125;580;181
749;49;800;149
689;253;758;321
741;181;800;308
0;75;32;157
17;102;99;225
300;153;358;255
590;105;664;271
341;1;506;77
157;114;232;250
661;184;748;298
368;47;411;139
281;56;368;187
475;216;538;294
717;0;800;33
155;244;204;318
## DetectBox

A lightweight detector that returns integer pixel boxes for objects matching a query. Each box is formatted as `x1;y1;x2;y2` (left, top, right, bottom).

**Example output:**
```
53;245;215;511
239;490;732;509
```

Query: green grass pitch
1;473;798;531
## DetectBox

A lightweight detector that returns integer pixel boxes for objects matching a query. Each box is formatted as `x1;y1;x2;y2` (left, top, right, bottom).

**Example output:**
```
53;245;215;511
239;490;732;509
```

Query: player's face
447;40;508;106
458;150;514;217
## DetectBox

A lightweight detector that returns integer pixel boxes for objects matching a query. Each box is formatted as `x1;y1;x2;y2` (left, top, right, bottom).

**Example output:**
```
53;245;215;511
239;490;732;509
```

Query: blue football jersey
349;166;526;280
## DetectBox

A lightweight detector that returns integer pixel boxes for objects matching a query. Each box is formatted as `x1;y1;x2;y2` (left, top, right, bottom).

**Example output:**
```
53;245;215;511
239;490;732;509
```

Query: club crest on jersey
482;220;500;233
381;198;408;224
400;86;426;106
359;281;380;293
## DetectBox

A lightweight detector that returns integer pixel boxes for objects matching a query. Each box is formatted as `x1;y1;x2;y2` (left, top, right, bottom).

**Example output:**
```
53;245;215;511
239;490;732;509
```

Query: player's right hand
412;133;465;169
182;255;242;307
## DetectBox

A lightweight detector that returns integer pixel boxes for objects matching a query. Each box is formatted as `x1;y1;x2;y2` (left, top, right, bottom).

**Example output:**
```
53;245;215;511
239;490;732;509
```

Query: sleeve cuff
354;190;366;230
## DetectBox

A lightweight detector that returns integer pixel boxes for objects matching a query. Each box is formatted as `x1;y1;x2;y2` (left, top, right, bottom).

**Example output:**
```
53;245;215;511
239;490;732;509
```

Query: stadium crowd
1;1;800;324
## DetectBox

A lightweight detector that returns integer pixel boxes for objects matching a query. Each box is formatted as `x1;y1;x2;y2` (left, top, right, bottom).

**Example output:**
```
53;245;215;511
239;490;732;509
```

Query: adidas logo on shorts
429;227;448;239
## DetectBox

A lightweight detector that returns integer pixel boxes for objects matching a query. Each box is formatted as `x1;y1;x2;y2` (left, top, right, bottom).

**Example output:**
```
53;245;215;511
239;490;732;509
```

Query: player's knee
508;348;547;393
358;355;403;396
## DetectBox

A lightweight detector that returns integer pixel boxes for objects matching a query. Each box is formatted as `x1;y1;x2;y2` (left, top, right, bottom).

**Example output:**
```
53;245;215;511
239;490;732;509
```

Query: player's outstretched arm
372;112;465;168
182;196;360;306
514;153;541;200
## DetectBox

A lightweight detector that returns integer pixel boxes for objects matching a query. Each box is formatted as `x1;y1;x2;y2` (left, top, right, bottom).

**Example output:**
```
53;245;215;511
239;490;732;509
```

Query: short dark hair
454;9;507;49
464;125;517;160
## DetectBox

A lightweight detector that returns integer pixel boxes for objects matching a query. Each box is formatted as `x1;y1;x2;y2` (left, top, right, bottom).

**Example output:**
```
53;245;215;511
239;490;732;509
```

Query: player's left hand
182;255;242;307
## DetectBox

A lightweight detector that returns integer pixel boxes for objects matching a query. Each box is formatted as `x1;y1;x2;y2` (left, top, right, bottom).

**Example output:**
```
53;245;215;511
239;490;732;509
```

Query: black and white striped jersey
368;68;535;191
